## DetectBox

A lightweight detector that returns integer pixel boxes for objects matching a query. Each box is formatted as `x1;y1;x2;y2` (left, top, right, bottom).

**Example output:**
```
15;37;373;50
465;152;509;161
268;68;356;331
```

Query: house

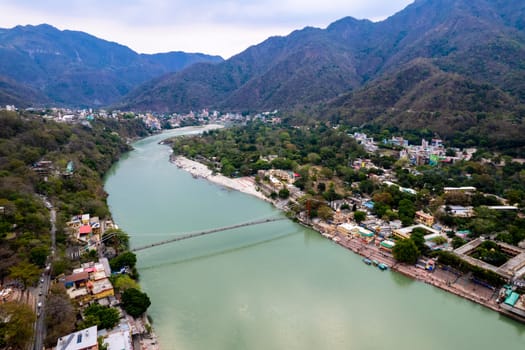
56;326;98;350
338;223;358;236
90;217;101;235
415;211;434;227
443;186;476;193
393;224;440;240
81;214;90;225
446;205;474;217
79;224;92;236
100;326;133;350
64;271;89;289
379;240;395;251
88;278;115;300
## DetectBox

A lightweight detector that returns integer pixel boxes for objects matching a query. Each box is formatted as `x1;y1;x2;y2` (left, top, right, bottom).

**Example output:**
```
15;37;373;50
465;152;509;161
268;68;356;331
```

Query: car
38;290;42;296
37;301;42;308
40;278;44;283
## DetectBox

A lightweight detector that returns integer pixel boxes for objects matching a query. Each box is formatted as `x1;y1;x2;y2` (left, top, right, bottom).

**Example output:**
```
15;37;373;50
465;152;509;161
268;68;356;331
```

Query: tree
0;302;35;349
398;199;416;226
373;192;393;205
80;304;120;330
358;180;375;195
410;228;429;256
278;188;290;199
44;284;76;348
392;239;420;264
103;228;130;254
451;236;467;249
113;274;140;292
8;260;40;290
432;236;448;245
353;211;366;223
317;205;334;221
30;246;49;267
110;251;137;272
121;288;151;318
98;336;109;350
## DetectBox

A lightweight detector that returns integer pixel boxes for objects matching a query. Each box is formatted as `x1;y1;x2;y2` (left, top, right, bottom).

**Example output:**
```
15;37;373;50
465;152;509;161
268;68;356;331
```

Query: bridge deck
131;217;286;252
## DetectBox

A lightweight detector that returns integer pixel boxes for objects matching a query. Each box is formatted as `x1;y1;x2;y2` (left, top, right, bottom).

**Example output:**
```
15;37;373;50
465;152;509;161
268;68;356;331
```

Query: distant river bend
105;127;525;350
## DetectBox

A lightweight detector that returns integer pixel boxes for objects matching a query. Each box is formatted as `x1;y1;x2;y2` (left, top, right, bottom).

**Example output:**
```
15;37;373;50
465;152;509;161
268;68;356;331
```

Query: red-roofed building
79;225;92;236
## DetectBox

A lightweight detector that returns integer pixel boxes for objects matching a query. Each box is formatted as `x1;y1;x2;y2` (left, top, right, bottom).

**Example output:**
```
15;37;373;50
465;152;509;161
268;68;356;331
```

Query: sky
0;0;414;59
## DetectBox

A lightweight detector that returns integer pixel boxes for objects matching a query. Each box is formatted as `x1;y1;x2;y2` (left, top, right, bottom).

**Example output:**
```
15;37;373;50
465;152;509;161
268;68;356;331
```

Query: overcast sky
0;0;414;58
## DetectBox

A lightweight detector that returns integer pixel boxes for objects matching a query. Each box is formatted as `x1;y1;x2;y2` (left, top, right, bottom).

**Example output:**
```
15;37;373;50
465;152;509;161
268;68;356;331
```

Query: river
105;127;525;350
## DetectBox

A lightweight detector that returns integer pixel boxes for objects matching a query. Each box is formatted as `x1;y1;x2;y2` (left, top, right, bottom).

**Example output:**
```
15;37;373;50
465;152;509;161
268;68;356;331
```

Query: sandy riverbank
171;155;270;202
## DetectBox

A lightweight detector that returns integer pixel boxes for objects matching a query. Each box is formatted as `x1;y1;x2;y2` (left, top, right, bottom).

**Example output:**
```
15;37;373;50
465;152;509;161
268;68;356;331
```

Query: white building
56;326;98;350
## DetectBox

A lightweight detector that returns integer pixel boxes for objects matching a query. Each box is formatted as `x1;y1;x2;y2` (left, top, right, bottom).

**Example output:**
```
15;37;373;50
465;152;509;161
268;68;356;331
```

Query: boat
362;258;372;265
378;263;388;271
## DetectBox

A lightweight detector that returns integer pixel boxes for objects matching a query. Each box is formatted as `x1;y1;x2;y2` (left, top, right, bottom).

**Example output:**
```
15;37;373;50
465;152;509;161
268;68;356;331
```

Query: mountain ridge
119;0;525;114
0;24;223;107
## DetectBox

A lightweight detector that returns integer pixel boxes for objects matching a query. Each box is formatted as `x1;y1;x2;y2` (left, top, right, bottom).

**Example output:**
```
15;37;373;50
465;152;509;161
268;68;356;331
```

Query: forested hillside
0;111;149;347
0;24;223;107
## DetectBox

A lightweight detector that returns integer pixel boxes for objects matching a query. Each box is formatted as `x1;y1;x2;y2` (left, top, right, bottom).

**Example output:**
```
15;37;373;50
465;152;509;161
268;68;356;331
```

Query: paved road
34;197;56;350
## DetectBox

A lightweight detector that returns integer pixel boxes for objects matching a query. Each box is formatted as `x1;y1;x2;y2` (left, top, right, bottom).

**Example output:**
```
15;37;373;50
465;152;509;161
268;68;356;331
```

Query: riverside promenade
326;229;503;314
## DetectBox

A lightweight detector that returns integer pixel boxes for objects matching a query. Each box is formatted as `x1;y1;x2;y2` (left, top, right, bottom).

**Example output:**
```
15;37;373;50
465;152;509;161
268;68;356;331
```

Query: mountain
0;24;223;107
0;75;48;107
323;59;524;134
120;25;364;112
120;0;525;118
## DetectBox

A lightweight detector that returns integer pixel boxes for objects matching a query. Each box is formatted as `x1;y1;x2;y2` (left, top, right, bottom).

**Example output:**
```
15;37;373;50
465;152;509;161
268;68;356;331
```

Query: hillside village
2;105;279;132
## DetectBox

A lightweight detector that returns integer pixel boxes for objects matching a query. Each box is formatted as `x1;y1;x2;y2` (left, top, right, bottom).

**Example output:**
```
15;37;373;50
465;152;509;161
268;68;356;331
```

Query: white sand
171;155;269;202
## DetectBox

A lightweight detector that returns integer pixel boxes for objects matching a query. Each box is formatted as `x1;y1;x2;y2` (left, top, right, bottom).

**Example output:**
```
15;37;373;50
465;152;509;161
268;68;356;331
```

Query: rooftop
56;326;97;350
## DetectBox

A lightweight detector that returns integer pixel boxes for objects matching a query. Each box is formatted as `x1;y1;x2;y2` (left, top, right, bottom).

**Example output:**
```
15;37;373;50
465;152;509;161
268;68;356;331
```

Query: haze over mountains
0;24;223;107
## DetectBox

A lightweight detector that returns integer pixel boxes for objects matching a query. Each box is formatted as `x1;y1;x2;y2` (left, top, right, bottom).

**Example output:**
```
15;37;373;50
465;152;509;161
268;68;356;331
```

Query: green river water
105;127;525;350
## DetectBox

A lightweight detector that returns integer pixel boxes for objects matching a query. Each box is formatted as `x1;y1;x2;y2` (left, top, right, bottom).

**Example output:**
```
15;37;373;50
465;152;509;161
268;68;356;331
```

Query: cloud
0;0;414;58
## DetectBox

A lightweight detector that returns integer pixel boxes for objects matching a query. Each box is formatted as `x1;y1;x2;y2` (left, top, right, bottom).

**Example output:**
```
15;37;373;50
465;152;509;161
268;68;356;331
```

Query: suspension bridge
130;216;287;252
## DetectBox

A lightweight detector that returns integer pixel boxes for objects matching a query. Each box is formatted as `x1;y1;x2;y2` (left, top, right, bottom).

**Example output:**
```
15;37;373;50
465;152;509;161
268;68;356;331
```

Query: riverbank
330;232;502;312
170;156;524;325
170;155;269;202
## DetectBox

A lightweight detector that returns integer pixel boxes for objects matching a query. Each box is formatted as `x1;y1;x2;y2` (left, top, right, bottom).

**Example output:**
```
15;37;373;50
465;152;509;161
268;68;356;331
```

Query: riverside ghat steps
319;226;525;324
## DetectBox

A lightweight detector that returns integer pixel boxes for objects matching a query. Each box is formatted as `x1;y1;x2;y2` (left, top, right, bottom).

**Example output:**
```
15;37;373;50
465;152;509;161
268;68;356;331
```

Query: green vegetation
0;302;35;349
0;110;150;345
44;284;76;348
102;228;130;256
353;211;366;223
110;251;137;272
112;274;140;292
121;288;151;318
170;121;366;178
8;261;40;290
392;239;420;265
470;241;510;267
80;304;120;330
